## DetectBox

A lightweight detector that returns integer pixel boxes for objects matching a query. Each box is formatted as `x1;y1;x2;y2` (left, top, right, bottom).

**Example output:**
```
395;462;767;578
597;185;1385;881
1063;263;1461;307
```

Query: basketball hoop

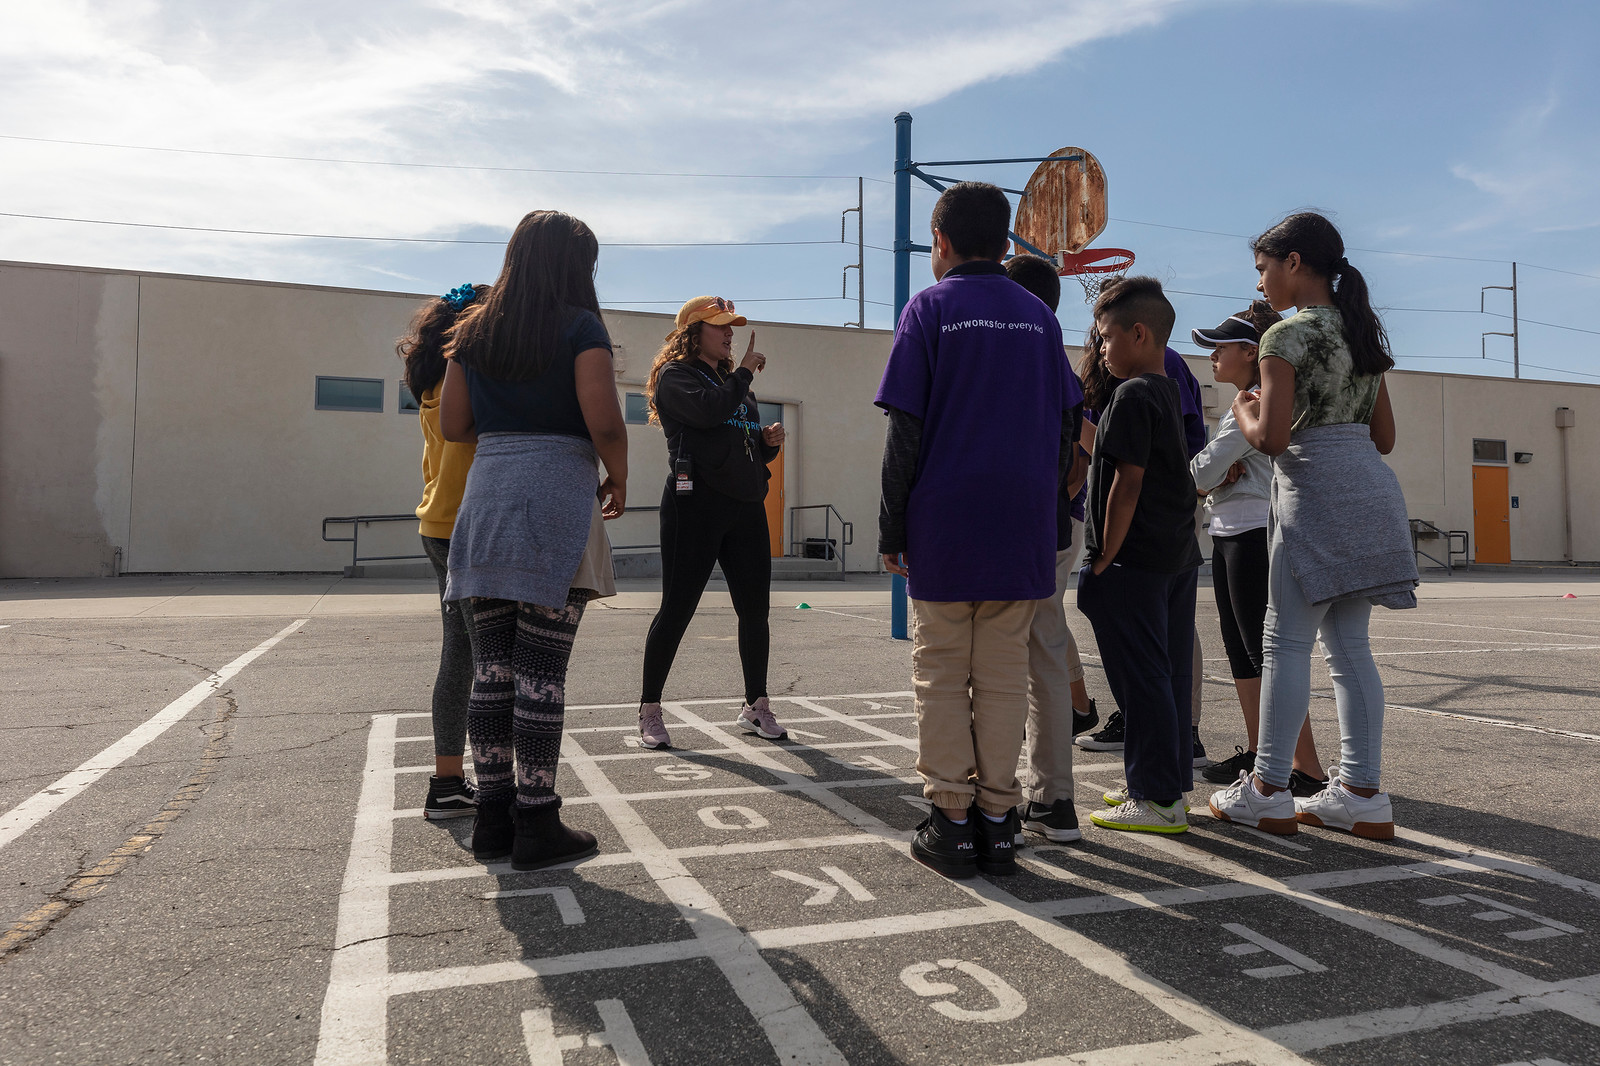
1059;247;1135;304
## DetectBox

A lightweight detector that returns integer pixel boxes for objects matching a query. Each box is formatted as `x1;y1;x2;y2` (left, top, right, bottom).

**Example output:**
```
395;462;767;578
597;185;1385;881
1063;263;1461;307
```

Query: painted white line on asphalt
797;606;883;623
313;712;398;1066
0;617;308;853
562;727;849;1066
1368;644;1600;657
1257;973;1600;1053
387;939;712;997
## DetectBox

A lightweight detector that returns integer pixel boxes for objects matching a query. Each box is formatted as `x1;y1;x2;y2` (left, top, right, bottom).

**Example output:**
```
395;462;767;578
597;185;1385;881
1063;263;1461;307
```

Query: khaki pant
1023;532;1084;805
911;597;1039;815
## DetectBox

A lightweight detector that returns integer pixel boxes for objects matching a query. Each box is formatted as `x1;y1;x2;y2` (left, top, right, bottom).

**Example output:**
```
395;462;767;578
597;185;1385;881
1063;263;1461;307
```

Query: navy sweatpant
1076;561;1198;805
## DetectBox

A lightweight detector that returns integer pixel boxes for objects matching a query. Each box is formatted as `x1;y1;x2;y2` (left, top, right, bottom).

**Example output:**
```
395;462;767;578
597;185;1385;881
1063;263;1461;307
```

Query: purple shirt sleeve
875;298;932;419
1164;347;1207;458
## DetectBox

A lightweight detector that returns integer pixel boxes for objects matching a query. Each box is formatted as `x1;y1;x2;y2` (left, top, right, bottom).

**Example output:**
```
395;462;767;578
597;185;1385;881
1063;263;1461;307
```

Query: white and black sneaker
424;775;477;820
1075;709;1125;751
1017;799;1082;843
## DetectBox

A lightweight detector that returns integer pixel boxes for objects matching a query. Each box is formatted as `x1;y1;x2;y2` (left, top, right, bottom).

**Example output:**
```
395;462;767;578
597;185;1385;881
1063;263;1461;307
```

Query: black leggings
1211;526;1269;680
641;480;771;705
421;536;473;759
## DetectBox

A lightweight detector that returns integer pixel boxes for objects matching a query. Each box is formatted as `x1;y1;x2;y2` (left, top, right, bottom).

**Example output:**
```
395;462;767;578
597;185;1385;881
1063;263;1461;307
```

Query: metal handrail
607;505;660;552
788;504;853;572
1409;518;1469;573
321;514;428;571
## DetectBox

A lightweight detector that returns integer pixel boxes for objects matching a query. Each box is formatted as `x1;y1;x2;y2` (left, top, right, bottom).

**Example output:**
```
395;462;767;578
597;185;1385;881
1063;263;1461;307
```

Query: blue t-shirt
875;261;1077;602
463;308;611;438
1072;346;1203;521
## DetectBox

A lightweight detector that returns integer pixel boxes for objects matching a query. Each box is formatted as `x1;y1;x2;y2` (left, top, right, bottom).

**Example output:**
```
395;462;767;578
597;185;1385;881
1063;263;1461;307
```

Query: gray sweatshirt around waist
1269;422;1418;609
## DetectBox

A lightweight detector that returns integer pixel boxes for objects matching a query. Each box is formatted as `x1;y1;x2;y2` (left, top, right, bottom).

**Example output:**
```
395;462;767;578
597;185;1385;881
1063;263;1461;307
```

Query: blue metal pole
890;112;912;641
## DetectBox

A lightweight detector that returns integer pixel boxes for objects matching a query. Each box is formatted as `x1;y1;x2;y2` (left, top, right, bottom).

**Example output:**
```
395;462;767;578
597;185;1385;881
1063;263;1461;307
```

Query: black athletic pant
1211;527;1270;680
641;479;771;705
1077;561;1197;806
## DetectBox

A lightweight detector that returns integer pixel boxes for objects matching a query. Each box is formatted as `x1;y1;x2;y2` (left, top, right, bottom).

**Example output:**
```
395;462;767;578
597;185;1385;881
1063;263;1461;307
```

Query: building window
398;382;420;413
758;401;783;426
624;392;650;425
1472;438;1507;464
316;376;384;412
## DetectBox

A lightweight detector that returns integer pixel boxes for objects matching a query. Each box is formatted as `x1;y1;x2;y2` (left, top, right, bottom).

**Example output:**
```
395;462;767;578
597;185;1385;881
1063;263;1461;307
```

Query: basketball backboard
1013;147;1107;261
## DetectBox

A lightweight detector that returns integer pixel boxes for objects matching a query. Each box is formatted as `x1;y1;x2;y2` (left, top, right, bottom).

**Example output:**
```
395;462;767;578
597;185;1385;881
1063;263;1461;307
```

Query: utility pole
1481;263;1520;378
840;177;864;327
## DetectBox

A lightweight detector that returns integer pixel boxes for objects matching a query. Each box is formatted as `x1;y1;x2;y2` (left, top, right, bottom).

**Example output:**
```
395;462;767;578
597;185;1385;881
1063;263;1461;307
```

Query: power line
0;133;869;182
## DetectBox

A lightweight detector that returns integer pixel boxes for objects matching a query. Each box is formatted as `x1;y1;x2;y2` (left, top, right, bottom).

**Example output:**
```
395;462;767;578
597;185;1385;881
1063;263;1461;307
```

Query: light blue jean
1256;525;1386;789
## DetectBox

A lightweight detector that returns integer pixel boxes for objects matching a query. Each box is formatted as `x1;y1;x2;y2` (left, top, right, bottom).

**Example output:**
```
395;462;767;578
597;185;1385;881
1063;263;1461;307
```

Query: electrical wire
0;133;872;182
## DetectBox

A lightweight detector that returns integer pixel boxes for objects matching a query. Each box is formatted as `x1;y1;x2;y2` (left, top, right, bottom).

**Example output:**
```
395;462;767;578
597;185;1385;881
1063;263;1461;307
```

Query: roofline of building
0;257;894;336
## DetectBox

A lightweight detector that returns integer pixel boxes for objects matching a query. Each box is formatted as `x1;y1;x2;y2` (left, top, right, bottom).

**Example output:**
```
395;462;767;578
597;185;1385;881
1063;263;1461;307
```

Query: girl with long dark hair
440;210;628;870
634;297;786;750
1209;212;1417;840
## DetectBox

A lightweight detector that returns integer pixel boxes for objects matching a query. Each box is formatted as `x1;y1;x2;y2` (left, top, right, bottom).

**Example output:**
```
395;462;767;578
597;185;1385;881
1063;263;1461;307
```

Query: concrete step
771;556;846;581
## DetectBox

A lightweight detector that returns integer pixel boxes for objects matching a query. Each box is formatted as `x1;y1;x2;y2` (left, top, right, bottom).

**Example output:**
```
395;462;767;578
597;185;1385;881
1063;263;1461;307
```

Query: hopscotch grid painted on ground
314;693;1600;1066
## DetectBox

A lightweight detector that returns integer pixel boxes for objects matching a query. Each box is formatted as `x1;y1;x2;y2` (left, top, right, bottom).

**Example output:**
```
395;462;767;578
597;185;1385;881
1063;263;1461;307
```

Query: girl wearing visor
638;297;787;749
1190;303;1326;796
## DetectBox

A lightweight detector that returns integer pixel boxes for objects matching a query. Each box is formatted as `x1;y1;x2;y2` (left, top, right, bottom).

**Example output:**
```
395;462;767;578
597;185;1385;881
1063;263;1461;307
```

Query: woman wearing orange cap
636;296;787;749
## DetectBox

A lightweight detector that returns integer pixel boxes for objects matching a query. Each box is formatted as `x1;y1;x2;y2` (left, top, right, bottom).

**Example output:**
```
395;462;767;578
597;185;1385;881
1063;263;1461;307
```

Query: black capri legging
640;478;771;705
1211;526;1269;680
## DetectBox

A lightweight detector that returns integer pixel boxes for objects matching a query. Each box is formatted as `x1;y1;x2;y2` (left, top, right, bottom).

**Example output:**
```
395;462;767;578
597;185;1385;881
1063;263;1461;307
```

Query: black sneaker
1289;768;1330;799
910;806;978;880
1017;799;1082;843
1071;698;1100;737
424;775;477;820
471;794;514;862
1191;727;1209;768
974;807;1019;876
1202;747;1255;785
1075;709;1124;751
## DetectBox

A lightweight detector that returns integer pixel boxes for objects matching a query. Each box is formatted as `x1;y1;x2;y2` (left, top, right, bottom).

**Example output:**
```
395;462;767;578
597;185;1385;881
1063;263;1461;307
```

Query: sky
3;0;1598;383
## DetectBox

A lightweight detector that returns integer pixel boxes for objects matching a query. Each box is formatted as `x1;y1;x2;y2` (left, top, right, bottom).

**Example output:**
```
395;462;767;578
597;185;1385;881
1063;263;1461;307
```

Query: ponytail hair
1252;212;1394;376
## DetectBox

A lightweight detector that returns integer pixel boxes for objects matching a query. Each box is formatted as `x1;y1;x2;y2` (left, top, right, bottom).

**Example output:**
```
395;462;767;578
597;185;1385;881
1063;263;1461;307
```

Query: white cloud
0;0;1195;282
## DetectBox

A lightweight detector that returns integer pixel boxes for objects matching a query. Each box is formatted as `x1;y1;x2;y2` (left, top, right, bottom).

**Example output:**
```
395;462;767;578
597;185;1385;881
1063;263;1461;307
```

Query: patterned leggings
465;591;588;810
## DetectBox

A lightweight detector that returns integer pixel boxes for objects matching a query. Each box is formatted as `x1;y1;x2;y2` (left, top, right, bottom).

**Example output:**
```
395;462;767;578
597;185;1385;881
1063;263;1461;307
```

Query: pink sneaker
736;697;787;740
638;703;671;749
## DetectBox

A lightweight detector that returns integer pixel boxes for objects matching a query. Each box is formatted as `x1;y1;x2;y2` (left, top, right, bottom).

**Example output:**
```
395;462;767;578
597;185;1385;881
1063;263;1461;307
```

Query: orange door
765;444;785;557
1472;465;1511;564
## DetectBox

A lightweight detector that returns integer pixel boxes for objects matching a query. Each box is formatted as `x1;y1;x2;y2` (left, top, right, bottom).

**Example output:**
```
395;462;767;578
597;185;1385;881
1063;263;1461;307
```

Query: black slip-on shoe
1202;747;1256;785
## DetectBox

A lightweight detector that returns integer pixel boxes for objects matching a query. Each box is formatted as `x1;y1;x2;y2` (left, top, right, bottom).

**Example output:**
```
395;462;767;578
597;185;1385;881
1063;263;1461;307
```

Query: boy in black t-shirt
1077;276;1203;834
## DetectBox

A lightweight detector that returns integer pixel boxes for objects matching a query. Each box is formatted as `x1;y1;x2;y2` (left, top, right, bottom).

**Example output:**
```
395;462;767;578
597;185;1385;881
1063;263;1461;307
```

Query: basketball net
1058;248;1135;305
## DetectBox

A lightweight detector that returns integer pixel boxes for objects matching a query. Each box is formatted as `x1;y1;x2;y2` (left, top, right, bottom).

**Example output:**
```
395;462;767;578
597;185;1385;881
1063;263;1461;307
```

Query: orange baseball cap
675;295;747;329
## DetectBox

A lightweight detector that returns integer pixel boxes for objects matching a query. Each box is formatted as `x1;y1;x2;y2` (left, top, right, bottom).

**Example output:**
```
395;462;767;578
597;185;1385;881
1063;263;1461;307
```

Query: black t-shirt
1084;374;1203;572
463;308;611;438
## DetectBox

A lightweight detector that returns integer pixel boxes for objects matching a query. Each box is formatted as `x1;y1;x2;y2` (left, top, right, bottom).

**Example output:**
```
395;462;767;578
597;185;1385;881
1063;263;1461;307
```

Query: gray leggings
422;535;472;760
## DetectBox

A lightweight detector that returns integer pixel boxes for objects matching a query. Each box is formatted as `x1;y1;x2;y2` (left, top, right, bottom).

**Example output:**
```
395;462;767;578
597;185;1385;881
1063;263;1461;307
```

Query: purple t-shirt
1072;347;1203;521
876;262;1078;601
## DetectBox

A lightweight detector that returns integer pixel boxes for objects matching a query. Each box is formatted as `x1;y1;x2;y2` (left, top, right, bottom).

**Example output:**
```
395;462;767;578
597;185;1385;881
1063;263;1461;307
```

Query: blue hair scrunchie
442;283;477;311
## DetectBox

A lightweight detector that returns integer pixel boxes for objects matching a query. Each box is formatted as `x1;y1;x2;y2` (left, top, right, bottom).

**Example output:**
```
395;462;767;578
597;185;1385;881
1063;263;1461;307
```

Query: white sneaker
1208;771;1299;835
1295;771;1394;840
1089;798;1187;835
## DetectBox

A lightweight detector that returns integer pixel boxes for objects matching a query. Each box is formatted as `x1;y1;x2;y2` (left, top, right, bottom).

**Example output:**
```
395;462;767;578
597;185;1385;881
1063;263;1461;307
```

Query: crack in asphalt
0;691;240;962
8;630;220;676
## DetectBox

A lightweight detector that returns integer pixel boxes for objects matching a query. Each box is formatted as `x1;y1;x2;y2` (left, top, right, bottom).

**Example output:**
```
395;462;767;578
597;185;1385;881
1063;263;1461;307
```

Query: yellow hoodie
415;383;476;539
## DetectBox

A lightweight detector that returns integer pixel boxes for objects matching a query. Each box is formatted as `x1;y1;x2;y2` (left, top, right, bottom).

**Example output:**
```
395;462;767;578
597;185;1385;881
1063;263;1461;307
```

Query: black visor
1191;315;1260;348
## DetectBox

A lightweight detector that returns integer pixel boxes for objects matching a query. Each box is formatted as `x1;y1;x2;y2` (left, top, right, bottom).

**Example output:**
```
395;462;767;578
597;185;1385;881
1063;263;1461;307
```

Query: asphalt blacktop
2;569;1599;1065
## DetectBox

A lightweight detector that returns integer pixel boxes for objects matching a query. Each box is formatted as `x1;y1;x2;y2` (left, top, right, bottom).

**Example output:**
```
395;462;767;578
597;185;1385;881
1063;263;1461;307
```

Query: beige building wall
1;258;1593;576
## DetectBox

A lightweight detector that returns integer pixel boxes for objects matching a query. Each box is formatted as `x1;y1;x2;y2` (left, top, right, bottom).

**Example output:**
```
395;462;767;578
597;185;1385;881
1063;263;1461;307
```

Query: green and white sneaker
1089;798;1188;835
1102;785;1188;812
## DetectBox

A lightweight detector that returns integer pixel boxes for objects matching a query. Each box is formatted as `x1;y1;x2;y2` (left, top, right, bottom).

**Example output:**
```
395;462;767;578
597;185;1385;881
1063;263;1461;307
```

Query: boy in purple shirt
876;183;1079;879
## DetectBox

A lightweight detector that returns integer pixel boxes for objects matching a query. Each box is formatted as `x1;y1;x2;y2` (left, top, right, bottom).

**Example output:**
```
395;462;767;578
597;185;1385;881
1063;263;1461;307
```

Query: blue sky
3;0;1597;381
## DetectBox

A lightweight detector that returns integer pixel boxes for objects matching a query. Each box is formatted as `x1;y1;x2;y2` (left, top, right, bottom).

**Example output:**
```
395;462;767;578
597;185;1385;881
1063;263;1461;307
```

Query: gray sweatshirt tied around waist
1270;422;1418;609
